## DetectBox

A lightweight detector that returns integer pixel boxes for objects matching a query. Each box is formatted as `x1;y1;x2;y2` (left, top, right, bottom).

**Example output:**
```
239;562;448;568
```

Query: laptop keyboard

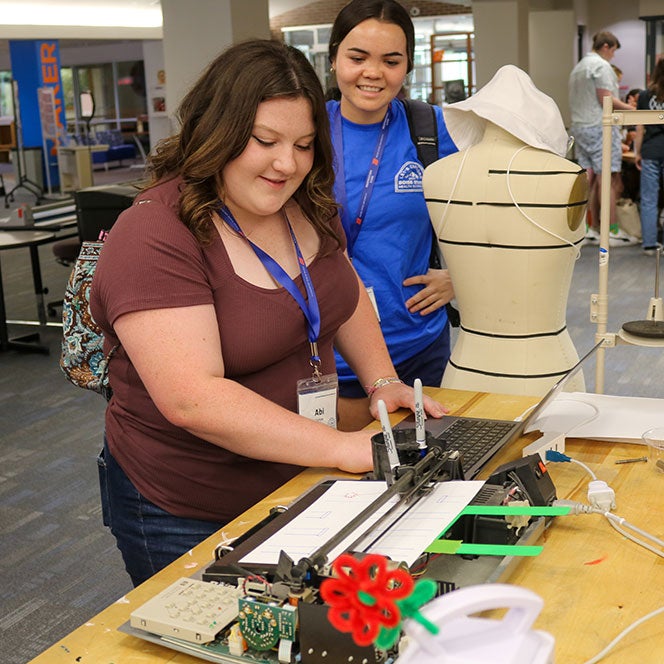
436;419;517;475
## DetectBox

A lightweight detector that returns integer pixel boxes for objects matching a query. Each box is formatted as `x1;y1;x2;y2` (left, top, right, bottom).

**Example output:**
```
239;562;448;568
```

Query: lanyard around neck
218;204;323;377
332;104;392;258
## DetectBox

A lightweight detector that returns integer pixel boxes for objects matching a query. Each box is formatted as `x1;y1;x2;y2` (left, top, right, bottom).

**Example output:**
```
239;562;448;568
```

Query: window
117;61;147;126
429;32;475;105
63;61;147;139
282;15;473;104
644;17;664;81
283;25;333;91
0;71;13;117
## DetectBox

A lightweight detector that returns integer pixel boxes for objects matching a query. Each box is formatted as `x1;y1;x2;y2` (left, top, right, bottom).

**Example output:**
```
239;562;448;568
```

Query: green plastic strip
460;505;571;516
425;539;463;554
425;541;543;556
422;504;568;557
457;543;543;556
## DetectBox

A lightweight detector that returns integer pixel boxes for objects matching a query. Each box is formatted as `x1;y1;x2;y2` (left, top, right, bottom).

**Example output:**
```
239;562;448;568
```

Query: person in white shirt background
568;30;637;247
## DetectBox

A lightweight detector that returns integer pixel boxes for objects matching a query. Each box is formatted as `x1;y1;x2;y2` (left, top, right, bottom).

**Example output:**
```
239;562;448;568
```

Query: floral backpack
59;231;117;399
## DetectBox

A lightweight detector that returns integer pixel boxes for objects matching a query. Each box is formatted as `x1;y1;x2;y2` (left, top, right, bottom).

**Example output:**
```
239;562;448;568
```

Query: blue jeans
640;157;664;248
339;323;451;398
97;438;222;587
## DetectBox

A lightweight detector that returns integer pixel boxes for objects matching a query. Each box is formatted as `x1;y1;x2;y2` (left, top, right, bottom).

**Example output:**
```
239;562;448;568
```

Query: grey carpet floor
1;168;135;664
1;166;664;663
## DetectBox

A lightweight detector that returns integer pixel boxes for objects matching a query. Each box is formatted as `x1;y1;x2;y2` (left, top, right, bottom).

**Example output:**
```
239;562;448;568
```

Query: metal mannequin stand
593;96;664;391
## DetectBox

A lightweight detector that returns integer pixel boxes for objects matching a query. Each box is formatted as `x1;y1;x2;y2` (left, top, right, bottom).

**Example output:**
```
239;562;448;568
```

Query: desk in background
57;144;108;192
27;389;664;663
0;202;78;352
0;230;57;353
622;150;636;164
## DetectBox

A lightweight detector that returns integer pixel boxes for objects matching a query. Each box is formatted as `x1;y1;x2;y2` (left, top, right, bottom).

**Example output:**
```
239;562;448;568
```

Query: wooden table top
622;150;636;164
28;388;664;664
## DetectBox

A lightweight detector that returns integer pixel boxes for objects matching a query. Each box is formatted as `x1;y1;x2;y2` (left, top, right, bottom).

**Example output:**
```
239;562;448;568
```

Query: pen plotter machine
127;430;557;664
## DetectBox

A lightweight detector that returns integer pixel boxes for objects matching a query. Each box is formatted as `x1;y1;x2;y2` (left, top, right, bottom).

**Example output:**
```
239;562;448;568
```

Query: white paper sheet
239;479;483;568
526;391;664;443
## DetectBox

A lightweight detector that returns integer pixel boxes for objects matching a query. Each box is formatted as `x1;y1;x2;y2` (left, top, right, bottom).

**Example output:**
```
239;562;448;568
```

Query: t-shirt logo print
394;161;424;193
648;97;664;112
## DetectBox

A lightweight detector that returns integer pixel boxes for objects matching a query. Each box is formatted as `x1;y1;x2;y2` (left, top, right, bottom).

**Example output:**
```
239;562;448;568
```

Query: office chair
48;184;138;318
47;237;81;317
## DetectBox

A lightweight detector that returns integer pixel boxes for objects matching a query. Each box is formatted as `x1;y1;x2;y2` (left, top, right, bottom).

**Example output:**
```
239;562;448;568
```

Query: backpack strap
401;97;439;168
401;97;460;328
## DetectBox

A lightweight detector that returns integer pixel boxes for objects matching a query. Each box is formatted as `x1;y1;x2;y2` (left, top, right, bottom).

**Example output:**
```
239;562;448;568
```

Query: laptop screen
513;340;603;437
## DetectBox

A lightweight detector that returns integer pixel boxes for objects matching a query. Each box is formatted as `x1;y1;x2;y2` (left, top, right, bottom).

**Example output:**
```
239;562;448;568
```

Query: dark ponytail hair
328;0;415;73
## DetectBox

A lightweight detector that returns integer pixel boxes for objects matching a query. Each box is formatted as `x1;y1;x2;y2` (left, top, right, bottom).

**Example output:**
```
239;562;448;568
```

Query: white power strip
130;577;243;643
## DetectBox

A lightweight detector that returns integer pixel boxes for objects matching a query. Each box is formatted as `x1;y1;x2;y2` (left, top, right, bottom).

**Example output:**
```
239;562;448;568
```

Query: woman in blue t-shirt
327;0;457;430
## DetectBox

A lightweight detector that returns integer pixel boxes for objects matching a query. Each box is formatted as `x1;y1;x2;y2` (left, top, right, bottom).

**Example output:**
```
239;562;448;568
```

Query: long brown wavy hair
147;39;340;246
648;57;664;103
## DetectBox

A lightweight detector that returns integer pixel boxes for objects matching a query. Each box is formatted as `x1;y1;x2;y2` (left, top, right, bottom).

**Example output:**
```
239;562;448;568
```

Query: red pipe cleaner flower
320;553;414;647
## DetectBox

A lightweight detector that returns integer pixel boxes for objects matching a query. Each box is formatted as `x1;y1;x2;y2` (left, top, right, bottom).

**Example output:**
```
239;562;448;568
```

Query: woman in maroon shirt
90;39;446;587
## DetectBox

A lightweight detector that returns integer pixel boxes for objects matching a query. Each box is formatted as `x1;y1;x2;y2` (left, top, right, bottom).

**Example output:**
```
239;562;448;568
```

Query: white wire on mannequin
436;141;583;262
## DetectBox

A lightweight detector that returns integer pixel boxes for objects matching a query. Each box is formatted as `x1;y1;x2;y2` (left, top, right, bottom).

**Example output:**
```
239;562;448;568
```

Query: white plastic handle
402;583;543;657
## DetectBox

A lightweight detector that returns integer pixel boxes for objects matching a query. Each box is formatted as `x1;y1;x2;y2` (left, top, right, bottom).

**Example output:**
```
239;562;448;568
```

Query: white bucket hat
442;65;570;157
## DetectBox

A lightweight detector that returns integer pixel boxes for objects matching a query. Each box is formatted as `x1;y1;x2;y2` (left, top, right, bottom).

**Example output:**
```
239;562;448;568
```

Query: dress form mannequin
423;122;588;395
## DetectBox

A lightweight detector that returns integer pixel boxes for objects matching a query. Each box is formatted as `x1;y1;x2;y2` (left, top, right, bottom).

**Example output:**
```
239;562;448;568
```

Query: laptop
395;341;603;478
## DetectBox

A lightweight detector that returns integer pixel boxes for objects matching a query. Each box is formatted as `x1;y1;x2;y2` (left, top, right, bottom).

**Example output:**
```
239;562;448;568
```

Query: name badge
297;373;338;429
366;285;380;321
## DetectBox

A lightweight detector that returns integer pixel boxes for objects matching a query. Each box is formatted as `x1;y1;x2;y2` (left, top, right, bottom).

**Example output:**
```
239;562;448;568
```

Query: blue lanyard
332;104;392;257
218;205;323;376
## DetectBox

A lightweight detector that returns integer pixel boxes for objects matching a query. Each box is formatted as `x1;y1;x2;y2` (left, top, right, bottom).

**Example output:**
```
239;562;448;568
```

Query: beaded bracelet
365;376;403;396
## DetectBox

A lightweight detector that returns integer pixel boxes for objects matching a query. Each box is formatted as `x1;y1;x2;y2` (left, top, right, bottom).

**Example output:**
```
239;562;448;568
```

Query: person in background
634;58;664;255
611;63;624;88
626;88;641;109
619;87;642;201
568;31;636;247
623;88;641;151
622;127;637;153
90;39;446;587
616;88;641;202
326;0;457;431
